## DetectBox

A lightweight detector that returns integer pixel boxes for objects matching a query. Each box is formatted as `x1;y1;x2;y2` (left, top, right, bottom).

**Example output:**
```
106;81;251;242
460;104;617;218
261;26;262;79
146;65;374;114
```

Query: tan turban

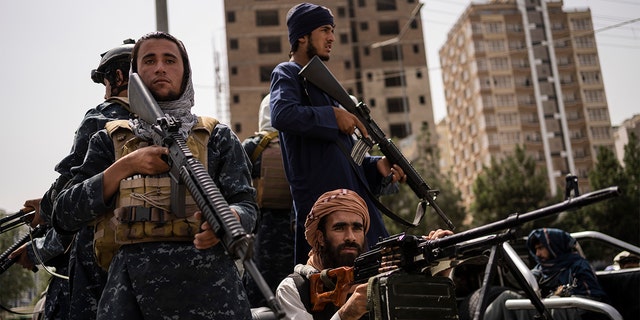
304;189;369;270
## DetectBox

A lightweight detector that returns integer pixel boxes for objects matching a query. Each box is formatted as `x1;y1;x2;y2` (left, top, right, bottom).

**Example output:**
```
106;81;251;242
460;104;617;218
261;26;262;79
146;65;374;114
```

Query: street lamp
371;3;424;138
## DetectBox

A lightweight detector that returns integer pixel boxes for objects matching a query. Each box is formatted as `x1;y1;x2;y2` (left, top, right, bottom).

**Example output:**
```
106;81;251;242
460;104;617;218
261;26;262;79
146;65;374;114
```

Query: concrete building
613;114;640;166
439;0;615;209
223;0;436;143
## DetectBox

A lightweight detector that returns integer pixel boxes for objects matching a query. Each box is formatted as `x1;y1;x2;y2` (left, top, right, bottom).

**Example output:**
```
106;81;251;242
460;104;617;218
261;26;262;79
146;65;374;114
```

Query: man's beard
319;239;365;269
306;36;330;62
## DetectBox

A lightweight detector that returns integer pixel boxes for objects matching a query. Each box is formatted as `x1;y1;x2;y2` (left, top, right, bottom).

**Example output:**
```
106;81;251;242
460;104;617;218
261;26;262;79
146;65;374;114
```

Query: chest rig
93;116;218;270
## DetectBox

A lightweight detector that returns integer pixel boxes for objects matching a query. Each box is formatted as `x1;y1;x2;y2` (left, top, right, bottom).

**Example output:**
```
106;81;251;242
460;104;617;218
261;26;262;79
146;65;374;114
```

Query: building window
384;71;404;87
584;89;605;103
256;10;279;26
389;123;410;139
498;112;520;126
258;37;281;54
575;36;595;48
340;33;348;44
485;22;503;33
386;97;408;113
234;123;242;133
571;18;591;30
412;44;419;53
500;131;521;144
230;66;237;75
376;0;396;11
227;11;236;23
587;107;609;121
581;71;600;84
337;6;346;18
358;0;366;7
378;20;399;36
493;76;512;88
232;95;239;103
360;22;369;31
577;54;597;66
489;57;509;70
495;94;515;107
229;39;238;50
590;126;611;139
381;46;400;61
259;65;275;82
344;60;351;69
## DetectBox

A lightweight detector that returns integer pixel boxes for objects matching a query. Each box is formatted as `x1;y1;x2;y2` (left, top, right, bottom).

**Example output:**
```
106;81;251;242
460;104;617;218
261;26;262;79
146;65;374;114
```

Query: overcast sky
0;0;638;212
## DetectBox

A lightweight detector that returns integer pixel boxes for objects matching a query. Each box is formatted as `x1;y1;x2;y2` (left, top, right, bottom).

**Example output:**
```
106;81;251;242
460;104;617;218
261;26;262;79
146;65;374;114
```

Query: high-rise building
223;0;436;143
439;0;615;209
613;114;640;167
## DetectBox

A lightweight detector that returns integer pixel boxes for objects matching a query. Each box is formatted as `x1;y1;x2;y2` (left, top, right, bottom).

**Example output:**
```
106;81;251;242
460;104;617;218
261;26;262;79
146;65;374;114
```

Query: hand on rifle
22;198;42;227
8;243;35;270
424;229;454;240
192;209;241;250
333;107;368;138
376;158;407;184
338;283;368;320
103;146;170;200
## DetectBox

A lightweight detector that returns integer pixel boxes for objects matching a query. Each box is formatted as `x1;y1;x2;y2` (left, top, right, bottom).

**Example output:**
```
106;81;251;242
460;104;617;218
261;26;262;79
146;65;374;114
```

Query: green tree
379;123;466;235
470;145;550;229
554;133;639;245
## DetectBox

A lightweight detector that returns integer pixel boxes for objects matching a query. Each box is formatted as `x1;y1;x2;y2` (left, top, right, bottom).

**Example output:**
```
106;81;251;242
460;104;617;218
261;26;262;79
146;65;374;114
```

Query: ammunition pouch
367;270;458;320
93;116;218;271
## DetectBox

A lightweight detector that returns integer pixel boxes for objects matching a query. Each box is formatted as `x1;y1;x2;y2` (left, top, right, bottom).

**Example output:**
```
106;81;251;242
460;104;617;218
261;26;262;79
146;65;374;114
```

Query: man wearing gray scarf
54;32;256;320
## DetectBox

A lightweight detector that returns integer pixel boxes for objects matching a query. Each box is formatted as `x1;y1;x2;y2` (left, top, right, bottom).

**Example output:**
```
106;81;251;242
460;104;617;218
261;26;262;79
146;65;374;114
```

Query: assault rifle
299;55;454;230
309;186;620;310
128;73;284;318
0;225;48;274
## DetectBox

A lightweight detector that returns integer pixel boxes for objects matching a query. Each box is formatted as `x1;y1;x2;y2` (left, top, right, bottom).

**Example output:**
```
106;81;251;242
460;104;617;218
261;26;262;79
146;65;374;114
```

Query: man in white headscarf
53;31;256;320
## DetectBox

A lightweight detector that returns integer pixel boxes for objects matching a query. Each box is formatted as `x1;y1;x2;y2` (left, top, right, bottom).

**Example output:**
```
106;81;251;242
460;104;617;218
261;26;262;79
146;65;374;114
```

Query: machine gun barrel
299;55;454;230
129;73;284;318
423;186;620;253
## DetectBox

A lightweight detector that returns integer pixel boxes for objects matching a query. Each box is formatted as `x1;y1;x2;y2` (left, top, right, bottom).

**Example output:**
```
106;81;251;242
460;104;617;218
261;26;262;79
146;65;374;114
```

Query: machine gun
0;225;48;274
299;55;454;230
128;73;284;318
308;186;620;311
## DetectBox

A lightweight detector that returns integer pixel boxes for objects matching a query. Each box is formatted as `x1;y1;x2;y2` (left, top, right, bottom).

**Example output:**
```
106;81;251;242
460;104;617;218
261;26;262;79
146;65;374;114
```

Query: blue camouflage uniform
53;121;256;320
33;98;133;320
270;61;390;265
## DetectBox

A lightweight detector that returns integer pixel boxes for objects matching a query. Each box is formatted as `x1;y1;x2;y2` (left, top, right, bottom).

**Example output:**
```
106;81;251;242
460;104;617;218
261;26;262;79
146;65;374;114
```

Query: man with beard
275;189;452;320
270;2;408;267
53;31;255;320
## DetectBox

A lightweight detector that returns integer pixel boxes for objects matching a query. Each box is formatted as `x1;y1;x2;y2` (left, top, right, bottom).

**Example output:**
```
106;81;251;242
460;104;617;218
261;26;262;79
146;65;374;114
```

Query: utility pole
156;0;169;32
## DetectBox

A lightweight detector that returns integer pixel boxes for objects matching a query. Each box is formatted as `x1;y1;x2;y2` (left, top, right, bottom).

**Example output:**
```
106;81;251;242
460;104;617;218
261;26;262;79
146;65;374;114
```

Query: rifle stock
299;55;454;230
308;186;620;310
128;73;284;318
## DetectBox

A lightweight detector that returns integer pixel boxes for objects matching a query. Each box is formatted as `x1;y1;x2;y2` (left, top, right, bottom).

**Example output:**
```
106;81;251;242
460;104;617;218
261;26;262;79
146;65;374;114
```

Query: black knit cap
286;3;334;46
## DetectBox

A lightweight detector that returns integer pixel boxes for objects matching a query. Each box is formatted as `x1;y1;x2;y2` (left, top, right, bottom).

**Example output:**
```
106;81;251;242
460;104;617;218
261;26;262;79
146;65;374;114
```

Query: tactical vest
250;131;292;209
93;116;218;270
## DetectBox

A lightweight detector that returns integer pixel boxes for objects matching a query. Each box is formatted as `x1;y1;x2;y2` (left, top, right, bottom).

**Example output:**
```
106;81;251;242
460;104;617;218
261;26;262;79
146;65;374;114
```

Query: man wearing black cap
269;2;408;267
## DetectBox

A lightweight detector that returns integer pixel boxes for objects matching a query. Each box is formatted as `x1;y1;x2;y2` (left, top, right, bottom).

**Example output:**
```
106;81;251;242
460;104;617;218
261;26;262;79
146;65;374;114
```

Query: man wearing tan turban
275;189;452;320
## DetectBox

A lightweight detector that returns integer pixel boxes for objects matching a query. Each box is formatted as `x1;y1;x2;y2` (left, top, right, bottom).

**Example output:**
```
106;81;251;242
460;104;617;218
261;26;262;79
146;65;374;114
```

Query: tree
379;123;466;235
554;133;639;245
470;145;550;229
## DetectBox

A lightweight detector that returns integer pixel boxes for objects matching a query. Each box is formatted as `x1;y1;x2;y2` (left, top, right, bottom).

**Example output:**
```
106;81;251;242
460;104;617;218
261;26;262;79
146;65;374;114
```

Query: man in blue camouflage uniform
9;39;137;320
53;31;256;320
242;94;295;307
